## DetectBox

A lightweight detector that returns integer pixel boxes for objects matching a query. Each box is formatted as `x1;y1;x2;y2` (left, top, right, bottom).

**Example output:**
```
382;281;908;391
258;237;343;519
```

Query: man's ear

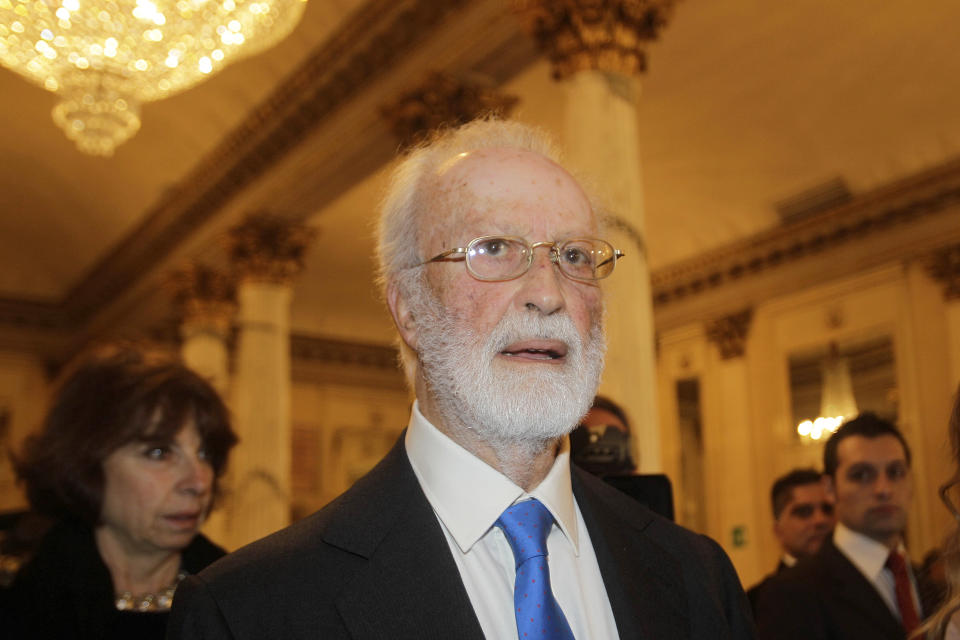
387;280;418;352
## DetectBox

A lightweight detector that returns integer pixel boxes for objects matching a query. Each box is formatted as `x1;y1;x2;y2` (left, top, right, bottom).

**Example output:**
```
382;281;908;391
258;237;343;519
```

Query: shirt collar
404;400;580;555
833;522;904;580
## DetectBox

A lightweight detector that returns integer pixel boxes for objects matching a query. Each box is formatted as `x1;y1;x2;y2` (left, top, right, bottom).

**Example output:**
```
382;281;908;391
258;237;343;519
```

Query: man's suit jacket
754;538;927;640
167;436;755;639
746;560;787;614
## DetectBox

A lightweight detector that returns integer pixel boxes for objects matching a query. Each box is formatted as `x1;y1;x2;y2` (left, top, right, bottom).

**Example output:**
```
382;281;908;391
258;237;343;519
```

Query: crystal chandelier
0;0;307;156
797;342;859;442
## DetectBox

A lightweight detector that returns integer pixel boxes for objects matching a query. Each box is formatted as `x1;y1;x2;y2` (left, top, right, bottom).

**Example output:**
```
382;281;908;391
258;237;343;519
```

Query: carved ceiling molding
652;158;960;309
381;71;519;150
513;0;678;79
55;0;471;326
927;244;960;301
165;263;236;336
227;214;317;285
290;334;400;371
705;308;753;360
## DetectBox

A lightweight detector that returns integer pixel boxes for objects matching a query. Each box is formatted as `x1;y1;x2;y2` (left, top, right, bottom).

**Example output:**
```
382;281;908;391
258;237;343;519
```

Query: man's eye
562;246;591;265
475;238;510;257
887;464;908;480
792;505;814;518
849;467;876;483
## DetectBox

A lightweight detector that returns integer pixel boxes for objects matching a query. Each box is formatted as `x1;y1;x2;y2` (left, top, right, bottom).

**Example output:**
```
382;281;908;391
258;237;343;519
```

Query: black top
1;519;224;640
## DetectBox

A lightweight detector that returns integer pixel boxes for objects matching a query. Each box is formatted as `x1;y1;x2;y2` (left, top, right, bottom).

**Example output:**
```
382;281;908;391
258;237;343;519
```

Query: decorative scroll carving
513;0;678;79
928;244;960;301
227;214;317;285
705;308;753;360
381;71;519;150
165;263;236;337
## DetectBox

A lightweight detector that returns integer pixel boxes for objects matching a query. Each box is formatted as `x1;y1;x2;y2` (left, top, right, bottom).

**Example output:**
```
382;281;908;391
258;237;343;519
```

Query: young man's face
829;434;912;548
773;482;834;559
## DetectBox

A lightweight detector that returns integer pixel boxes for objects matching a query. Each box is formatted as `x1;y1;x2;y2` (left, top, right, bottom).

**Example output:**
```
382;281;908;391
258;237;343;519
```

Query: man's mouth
499;340;568;361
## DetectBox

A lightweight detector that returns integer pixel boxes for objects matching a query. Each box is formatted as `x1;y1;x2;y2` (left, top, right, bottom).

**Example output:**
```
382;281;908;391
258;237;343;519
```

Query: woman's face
98;420;214;556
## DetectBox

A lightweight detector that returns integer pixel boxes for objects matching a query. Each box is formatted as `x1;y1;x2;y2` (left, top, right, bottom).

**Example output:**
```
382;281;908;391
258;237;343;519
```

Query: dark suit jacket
746;560;787;614
167;436;755;639
754;538;931;640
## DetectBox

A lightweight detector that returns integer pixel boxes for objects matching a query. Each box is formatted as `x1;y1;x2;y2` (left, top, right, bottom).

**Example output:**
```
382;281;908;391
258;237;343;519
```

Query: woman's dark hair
13;346;238;526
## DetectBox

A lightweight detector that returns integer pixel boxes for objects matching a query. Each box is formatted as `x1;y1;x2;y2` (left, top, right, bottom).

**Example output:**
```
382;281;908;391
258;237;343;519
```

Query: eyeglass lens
465;236;615;281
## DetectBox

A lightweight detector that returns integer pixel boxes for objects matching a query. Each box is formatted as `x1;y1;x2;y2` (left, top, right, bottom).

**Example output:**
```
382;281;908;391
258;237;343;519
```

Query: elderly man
167;119;754;639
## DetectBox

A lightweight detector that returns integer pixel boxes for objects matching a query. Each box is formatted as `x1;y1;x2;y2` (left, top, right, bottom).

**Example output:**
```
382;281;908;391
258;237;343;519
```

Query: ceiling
2;0;959;361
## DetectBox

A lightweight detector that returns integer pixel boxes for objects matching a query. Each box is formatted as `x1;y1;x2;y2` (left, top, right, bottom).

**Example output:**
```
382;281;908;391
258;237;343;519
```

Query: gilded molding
227;215;317;285
927;244;960;301
705;308;753;360
289;334;399;371
513;0;677;79
381;71;519;150
652;159;960;309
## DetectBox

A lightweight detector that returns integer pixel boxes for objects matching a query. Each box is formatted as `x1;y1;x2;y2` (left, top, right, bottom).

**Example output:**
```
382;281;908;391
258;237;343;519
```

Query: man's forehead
837;434;907;466
427;147;595;236
787;483;827;505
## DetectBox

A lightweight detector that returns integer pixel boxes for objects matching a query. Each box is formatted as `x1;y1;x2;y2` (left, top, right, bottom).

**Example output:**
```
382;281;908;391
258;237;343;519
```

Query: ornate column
928;244;960;387
704;308;762;583
515;0;678;472
167;264;235;394
226;214;315;549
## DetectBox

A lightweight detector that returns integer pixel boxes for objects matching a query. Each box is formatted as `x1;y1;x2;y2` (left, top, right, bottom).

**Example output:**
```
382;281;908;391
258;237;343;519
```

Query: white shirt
833;522;923;620
405;401;620;640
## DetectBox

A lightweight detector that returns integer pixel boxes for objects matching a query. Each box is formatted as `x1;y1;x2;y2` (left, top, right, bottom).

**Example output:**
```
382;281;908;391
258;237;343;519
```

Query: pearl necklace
115;571;187;612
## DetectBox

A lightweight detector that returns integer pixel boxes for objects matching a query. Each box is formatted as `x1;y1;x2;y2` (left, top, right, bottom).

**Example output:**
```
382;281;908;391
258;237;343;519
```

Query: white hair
375;117;563;291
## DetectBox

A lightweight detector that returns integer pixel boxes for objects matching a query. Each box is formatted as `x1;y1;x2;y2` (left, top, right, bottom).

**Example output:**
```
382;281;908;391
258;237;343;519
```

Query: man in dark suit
746;468;834;611
755;413;932;640
167;118;755;639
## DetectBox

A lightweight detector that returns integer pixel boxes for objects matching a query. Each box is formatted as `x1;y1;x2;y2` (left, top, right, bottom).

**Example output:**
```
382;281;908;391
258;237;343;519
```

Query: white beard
408;277;606;452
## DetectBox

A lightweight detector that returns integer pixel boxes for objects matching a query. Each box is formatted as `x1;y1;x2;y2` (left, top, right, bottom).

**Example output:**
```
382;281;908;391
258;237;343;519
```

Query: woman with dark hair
4;347;237;639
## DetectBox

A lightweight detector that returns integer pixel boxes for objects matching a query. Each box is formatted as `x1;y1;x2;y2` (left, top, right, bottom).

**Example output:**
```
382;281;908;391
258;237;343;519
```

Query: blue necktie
496;499;576;640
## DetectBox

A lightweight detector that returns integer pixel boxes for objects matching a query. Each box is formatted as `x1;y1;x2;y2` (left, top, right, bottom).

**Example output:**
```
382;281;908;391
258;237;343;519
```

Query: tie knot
886;550;907;573
496;499;554;566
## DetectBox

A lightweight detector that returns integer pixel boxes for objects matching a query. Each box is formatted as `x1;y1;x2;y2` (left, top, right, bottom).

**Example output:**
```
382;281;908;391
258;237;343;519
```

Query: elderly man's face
399;147;606;445
423;148;602;350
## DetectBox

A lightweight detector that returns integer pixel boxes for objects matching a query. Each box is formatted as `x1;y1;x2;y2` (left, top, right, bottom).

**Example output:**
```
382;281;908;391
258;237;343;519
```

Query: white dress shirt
405;401;620;640
833;522;923;621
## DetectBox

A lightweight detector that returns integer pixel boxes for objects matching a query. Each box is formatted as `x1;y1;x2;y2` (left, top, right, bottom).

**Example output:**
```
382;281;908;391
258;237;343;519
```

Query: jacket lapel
572;470;690;639
820;540;903;639
326;435;485;640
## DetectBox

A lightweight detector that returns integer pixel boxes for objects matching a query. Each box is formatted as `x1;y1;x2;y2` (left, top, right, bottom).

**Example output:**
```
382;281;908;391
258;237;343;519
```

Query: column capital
227;214;317;285
705;308;754;360
380;71;519;150
513;0;678;80
927;243;960;301
166;263;236;337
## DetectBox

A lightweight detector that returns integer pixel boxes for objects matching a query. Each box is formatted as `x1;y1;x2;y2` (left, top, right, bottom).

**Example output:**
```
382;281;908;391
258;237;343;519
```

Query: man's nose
517;249;564;316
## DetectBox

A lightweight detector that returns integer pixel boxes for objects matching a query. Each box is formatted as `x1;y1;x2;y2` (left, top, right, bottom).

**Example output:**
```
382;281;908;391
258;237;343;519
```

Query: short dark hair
823;412;911;478
591;395;630;431
13;347;238;525
771;468;824;519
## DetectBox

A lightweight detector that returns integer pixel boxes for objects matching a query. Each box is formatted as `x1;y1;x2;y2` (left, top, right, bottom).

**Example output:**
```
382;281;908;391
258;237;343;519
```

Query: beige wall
658;257;957;588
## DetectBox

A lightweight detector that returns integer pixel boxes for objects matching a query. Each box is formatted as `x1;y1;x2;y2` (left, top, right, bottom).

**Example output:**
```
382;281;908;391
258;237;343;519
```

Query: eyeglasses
421;235;625;282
